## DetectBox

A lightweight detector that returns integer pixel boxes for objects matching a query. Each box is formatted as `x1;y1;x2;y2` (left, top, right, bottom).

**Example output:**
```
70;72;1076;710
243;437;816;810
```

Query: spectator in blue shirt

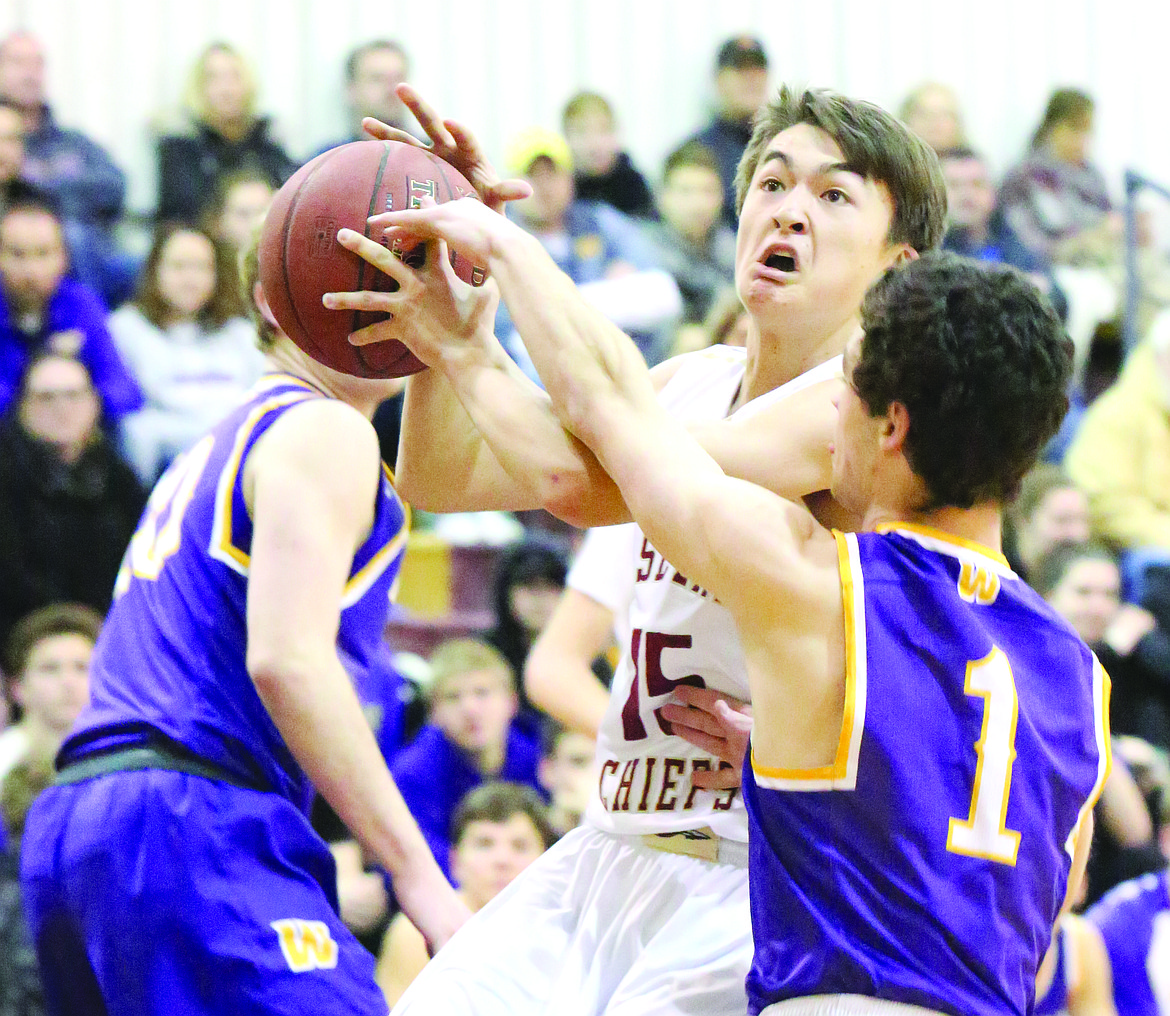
390;638;546;881
0;197;140;424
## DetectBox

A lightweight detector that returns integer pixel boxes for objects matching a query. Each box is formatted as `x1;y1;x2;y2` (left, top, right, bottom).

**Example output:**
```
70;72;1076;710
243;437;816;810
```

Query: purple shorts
21;769;388;1015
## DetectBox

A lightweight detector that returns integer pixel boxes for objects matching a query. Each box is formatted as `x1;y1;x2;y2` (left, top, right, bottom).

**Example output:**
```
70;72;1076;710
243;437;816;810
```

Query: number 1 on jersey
947;647;1021;866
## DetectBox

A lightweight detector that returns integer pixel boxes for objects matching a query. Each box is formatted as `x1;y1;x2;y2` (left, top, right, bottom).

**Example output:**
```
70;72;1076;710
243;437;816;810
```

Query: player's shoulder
248;395;380;490
650;343;746;393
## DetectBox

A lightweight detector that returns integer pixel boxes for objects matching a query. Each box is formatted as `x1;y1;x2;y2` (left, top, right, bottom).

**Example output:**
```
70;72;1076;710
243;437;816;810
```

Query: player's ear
252;281;281;330
886;244;917;269
881;401;911;452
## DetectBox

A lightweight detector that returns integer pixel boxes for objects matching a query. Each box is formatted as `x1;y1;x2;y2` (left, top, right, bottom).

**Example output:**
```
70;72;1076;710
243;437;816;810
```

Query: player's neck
265;342;382;419
737;315;854;407
864;501;1005;556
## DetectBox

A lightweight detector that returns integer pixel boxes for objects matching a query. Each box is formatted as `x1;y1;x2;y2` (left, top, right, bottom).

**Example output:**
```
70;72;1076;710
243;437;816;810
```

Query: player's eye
823;188;847;203
760;177;783;192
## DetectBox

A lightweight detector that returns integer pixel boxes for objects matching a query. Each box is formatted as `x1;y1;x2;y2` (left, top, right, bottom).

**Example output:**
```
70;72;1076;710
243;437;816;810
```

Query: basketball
257;139;485;379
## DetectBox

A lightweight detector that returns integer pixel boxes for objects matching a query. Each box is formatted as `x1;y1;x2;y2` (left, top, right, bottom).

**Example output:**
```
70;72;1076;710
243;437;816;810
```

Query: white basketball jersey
586;345;843;841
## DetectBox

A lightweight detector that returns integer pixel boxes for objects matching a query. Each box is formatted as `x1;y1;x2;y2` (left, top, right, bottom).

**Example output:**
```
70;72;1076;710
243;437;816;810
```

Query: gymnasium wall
4;0;1169;216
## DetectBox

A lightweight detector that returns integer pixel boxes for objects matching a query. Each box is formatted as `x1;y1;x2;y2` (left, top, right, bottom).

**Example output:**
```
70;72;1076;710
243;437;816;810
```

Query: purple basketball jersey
743;524;1111;1016
1087;868;1170;1016
62;373;408;813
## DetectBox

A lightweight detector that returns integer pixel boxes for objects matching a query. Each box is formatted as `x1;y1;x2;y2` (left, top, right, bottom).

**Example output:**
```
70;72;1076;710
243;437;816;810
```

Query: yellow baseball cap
505;126;573;176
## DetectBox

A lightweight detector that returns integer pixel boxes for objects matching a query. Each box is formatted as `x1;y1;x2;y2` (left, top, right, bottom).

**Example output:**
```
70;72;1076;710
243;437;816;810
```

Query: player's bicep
689;379;839;500
246;405;380;672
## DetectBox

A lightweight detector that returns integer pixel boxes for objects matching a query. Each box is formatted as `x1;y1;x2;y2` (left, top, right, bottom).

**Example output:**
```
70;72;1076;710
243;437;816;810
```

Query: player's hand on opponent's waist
660;686;753;791
325;215;500;365
362;84;531;213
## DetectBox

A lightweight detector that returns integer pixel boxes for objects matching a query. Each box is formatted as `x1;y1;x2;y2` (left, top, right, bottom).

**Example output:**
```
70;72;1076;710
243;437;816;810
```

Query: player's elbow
522;640;559;714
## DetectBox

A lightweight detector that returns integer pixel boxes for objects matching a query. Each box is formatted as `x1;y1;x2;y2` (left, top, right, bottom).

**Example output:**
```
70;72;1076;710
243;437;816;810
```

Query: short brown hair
562;91;614;132
663;140;721;183
4;602;102;679
1012;464;1080;525
239;225;279;351
734;85;947;253
427;638;514;703
451;781;557;850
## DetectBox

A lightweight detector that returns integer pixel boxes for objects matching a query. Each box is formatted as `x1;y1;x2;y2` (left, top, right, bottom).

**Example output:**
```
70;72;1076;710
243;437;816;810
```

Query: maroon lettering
621;629;648;741
636;539;654;582
684;760;712;809
713;763;739;810
671;569;688;587
656;758;686;811
654;552;670;582
598;759;619;810
637;757;658;812
645;631;705;735
613;759;639;812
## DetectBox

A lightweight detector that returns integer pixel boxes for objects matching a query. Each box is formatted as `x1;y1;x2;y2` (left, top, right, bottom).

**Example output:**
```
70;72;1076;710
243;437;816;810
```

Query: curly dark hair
852;252;1073;510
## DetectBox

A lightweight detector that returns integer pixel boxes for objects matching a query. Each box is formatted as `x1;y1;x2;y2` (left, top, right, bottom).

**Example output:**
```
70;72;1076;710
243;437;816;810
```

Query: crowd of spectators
0;23;1168;1014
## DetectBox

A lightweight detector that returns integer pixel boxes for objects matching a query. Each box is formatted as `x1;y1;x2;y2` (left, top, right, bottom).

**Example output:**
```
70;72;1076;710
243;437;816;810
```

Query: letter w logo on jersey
271;919;338;973
957;562;1000;605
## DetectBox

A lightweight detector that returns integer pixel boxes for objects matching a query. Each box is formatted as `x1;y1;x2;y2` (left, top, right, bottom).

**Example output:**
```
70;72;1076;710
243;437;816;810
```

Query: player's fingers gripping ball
258;139;487;378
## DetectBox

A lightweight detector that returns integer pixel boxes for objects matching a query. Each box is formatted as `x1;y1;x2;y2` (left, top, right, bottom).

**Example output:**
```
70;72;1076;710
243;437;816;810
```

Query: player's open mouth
760;245;799;274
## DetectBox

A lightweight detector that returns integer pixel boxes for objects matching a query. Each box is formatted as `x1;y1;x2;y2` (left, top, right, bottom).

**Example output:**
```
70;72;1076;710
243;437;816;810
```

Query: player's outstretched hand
323;216;500;364
362;84;531;213
659;686;752;790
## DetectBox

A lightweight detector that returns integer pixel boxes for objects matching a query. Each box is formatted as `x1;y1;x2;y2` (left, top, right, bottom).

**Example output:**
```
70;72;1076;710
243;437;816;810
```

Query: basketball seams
279;161;331;367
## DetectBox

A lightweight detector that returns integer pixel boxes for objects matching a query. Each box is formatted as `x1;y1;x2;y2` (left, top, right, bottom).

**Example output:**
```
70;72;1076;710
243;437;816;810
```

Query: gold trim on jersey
1065;655;1112;859
751;531;867;790
341;524;408;609
875;521;1012;570
208;390;317;575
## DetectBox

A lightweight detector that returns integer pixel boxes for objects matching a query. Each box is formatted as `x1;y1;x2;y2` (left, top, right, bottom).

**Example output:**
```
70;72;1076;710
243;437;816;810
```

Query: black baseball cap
716;35;768;71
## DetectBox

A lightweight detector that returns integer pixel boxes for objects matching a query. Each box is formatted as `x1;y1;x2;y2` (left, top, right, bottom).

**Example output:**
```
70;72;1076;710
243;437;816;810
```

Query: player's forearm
485;230;658;443
250;652;443;883
524;646;609;737
441;340;631;526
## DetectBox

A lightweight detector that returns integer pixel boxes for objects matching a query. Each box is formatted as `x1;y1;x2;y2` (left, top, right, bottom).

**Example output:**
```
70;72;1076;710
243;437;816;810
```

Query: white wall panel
0;0;1166;219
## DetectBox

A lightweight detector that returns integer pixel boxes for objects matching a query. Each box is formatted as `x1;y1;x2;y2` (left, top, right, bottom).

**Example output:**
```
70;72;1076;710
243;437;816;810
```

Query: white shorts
393;824;752;1016
760;997;948;1016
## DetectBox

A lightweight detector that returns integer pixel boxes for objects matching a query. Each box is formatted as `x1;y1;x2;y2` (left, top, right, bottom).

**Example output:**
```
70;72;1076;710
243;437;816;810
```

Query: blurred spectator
0;602;99;786
1066;315;1170;598
0;354;146;648
671;285;750;357
0;31;133;309
998;88;1116;267
1033;541;1169;903
109;222;264;483
200;168;275;266
939;147;1048;275
314;39;416;156
487;537;574;735
1004;463;1090;581
645;140;736;329
0;196;141;423
389;639;546;881
1038;542;1170;754
155;42;297;224
0;749;52;1015
0;99;37;209
375;782;555;1007
561;91;654;219
538;725;597;838
500;127;681;371
683;35;770;226
525;524;638;738
898;82;967;153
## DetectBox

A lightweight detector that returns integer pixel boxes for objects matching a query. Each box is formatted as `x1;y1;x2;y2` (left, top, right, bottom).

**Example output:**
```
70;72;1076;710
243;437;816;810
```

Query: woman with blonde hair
155;41;297;224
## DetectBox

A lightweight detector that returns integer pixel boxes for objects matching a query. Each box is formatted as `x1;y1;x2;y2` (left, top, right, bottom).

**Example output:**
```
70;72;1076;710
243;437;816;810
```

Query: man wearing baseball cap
682;34;771;226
